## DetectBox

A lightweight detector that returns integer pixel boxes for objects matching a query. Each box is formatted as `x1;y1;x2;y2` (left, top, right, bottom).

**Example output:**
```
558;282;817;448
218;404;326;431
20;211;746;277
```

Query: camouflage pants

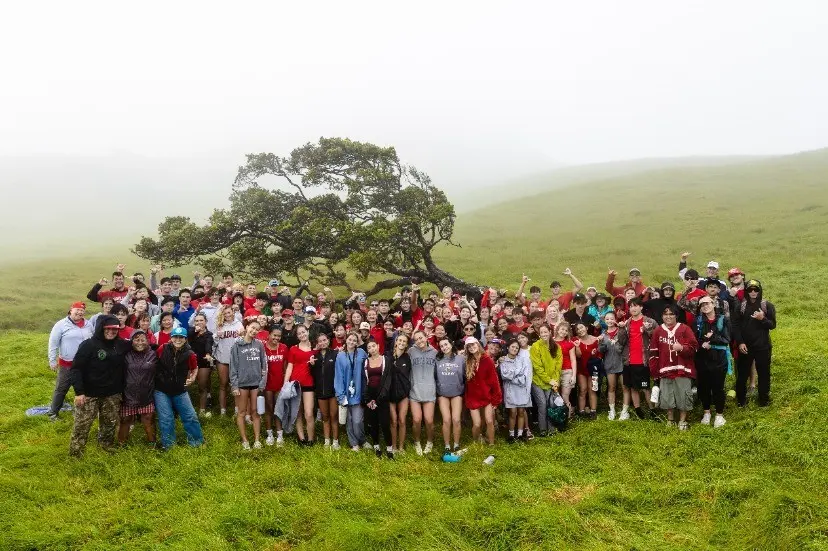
69;394;122;457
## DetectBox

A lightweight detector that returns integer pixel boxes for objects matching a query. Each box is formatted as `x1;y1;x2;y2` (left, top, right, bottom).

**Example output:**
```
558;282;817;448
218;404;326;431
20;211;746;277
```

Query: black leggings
735;348;772;406
365;399;391;447
696;351;727;412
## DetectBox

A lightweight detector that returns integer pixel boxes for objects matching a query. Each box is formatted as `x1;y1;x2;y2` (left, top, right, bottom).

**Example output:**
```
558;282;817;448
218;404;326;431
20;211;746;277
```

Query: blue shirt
172;305;196;329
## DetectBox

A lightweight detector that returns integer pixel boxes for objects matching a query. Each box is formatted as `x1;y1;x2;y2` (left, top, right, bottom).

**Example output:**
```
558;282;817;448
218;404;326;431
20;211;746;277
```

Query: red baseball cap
727;267;744;278
70;301;86;310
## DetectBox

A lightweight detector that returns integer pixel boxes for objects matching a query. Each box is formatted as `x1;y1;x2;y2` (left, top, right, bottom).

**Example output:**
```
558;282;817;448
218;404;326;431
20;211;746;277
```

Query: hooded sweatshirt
229;337;268;391
529;339;563;390
334;348;369;406
70;314;128;397
464;354;503;410
48;315;93;367
643;283;677;325
499;349;532;408
648;322;698;379
732;285;776;351
435;353;465;398
408;345;439;402
122;331;156;408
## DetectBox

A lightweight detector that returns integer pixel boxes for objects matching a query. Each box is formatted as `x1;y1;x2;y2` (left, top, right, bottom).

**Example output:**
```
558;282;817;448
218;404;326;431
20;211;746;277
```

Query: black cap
573;293;587;304
702;278;720;288
745;279;762;291
684;269;700;281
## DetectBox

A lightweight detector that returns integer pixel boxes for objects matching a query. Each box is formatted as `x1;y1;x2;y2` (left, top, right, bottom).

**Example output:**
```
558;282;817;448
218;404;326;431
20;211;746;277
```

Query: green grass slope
1;150;828;550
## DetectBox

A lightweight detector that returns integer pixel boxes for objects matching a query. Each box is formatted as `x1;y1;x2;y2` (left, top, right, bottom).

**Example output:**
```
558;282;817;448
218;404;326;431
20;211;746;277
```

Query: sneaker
414;442;423;456
700;412;712;425
253;440;262;449
588;411;597;421
678;421;689;431
323;440;331;448
48;413;59;422
608;409;616;421
667;421;677;427
204;411;212;418
362;442;373;450
242;441;251;450
525;429;534;441
520;432;529;443
375;447;382;458
265;435;275;446
424;442;433;454
220;408;227;416
199;409;206;418
332;440;341;450
351;445;360;452
713;415;726;428
507;435;516;444
634;407;646;420
386;451;395;459
276;436;284;447
619;409;630;421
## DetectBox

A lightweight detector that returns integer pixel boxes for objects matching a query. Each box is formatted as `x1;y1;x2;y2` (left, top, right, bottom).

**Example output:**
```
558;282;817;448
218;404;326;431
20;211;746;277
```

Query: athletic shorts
623;364;650;390
658;377;694;411
560;369;575;390
240;385;259;391
301;385;315;393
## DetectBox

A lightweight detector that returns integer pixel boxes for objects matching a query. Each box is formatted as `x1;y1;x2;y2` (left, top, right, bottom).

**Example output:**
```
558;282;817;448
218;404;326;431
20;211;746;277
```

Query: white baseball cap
707;261;719;269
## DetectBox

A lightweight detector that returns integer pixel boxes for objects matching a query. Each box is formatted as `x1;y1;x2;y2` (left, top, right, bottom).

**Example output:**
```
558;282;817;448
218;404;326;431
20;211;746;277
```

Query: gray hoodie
229;337;267;391
408;345;438;402
499;349;532;408
599;328;626;375
435;354;465;398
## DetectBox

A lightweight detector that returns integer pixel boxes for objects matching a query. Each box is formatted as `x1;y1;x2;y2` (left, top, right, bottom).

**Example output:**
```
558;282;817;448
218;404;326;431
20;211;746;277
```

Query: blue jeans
154;391;204;448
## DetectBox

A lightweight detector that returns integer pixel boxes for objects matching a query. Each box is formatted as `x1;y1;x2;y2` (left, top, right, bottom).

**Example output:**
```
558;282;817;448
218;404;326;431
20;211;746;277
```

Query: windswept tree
133;137;479;295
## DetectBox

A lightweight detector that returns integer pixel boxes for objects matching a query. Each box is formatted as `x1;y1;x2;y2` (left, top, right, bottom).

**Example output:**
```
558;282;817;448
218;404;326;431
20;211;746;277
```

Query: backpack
546;391;569;430
739;299;767;316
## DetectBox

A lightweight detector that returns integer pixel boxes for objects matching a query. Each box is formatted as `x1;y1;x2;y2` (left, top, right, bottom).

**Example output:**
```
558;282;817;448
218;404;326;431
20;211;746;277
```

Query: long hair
436;337;454;360
216;304;235;327
464;343;482;379
540;323;559;356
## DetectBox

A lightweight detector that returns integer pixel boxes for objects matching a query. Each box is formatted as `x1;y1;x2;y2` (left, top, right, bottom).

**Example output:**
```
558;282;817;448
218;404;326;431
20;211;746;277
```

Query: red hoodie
464;354;503;410
648;323;698;379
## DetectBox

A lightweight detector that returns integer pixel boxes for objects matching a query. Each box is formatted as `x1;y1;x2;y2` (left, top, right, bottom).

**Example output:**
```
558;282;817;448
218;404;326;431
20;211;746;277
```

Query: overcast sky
3;0;827;181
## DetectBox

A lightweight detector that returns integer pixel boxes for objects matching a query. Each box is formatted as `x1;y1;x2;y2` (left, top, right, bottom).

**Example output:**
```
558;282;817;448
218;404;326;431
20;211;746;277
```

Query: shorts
560;369;575;392
120;402;155;417
623;364;650;390
301;386;315;393
658;377;694;411
240;385;259;391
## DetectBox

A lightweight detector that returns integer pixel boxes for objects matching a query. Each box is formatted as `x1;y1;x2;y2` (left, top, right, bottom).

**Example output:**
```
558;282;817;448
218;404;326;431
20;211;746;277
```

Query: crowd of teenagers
48;254;776;458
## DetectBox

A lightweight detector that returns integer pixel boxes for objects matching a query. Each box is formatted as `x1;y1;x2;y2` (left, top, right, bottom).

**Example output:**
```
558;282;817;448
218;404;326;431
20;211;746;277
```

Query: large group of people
48;253;777;457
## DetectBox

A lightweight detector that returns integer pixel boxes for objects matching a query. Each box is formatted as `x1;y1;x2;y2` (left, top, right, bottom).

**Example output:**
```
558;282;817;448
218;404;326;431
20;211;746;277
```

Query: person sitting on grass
230;319;268;450
648;304;698;430
68;314;128;457
154;326;203;450
118;330;157;446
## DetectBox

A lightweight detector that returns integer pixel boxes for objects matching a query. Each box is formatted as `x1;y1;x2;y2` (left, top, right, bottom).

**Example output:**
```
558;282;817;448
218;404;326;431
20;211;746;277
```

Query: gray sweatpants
531;384;553;433
50;367;73;416
345;404;365;447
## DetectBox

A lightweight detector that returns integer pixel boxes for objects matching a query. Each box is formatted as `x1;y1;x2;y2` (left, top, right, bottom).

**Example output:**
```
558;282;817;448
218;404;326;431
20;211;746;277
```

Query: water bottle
442;453;461;463
483;455;496;466
257;395;265;415
591;374;599;392
650;385;660;404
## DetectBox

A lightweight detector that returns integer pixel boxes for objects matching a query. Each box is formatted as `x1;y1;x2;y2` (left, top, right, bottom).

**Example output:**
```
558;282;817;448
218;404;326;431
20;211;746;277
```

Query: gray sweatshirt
435;354;465;398
499;350;532;408
598;329;626;375
229;337;267;391
408;345;438;402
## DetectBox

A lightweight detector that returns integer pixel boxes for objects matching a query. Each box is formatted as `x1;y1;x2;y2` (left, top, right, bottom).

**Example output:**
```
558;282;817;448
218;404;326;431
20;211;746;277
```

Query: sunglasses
699;301;714;307
370;302;379;307
464;326;475;332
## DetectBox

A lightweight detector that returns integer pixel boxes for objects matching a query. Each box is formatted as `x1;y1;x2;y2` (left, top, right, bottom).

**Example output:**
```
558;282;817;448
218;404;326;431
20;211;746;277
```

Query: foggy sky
3;1;827;183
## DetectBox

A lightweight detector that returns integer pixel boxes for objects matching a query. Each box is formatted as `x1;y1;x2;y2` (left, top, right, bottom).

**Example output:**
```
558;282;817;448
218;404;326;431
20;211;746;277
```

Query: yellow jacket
530;339;562;390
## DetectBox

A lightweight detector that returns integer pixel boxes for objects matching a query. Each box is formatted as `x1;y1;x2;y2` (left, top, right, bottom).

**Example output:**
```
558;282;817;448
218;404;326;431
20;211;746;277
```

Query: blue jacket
172;305;196;329
334;348;369;406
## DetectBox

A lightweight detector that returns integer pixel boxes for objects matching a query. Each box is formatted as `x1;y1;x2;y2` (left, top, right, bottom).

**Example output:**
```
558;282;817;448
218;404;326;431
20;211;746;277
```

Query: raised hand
563;268;572;276
680;252;691;261
116;263;126;272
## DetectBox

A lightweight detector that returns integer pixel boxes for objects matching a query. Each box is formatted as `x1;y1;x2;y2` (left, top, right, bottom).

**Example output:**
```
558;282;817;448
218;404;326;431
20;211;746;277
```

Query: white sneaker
323;440;331;448
199;409;206;417
204;411;212;418
351;446;360;452
608;408;616;421
332;440;341;450
276;436;284;447
414;442;423;456
619;409;630;421
253;440;262;449
363;442;373;450
265;435;275;446
700;412;712;425
220;409;227;416
242;441;251;450
424;442;433;454
714;415;726;428
678;421;689;431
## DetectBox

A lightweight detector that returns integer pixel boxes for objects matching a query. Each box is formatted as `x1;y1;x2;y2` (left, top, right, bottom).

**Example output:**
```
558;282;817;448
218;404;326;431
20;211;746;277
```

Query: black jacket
311;349;338;398
362;355;394;403
387;351;412;403
123;347;156;407
732;292;776;351
188;330;215;369
70;314;128;397
155;342;196;395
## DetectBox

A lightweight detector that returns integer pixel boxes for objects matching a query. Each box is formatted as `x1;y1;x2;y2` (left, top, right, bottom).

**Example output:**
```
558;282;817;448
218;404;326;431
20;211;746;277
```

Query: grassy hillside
1;150;828;549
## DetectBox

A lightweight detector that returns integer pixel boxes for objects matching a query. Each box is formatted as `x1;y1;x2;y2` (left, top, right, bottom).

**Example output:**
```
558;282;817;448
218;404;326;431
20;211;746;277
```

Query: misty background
2;1;827;253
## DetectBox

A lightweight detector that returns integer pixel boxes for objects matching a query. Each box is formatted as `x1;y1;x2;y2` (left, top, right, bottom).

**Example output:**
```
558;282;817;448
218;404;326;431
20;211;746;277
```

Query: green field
2;151;828;550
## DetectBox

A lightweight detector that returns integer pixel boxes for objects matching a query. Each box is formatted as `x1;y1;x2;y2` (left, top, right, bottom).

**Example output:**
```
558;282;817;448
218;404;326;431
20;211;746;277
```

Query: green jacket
530;339;562;390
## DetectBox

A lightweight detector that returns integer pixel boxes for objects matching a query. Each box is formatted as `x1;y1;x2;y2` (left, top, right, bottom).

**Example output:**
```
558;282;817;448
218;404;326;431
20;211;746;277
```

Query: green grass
2;150;828;549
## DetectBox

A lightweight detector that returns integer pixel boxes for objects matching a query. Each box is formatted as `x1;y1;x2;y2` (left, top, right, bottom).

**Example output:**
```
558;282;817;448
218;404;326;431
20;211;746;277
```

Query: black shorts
240;385;259;391
623;364;650;390
301;385;315;393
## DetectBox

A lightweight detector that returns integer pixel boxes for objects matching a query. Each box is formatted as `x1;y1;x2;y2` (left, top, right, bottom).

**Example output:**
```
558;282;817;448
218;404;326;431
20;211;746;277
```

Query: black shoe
538;430;548;437
386;450;394;459
634;407;645;419
577;410;587;419
588;411;597;421
375;448;382;458
507;435;516;444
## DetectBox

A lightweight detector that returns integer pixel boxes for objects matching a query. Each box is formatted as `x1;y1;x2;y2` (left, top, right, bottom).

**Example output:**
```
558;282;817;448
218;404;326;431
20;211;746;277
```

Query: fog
2;1;827;249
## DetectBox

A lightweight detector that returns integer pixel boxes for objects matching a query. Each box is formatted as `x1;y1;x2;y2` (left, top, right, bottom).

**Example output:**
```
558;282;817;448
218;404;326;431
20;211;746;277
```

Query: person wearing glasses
647;304;698;430
732;279;776;407
694;296;730;427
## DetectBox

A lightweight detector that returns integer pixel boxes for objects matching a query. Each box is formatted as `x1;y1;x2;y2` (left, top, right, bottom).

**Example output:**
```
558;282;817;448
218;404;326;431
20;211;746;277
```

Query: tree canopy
133;137;478;295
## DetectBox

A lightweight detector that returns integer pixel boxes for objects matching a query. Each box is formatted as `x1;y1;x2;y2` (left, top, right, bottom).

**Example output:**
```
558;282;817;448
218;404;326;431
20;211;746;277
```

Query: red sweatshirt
648;323;698;379
605;274;646;298
464;354;503;410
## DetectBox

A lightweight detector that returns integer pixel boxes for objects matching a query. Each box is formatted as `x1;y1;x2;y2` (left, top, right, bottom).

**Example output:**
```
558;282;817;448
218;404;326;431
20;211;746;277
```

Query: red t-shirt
243;296;256;312
265;343;288;391
551;291;574;311
156;330;172;348
244;307;262;320
628;318;645;365
119;326;135;340
557;339;575;370
255;330;269;343
286;345;315;388
331;337;345;351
